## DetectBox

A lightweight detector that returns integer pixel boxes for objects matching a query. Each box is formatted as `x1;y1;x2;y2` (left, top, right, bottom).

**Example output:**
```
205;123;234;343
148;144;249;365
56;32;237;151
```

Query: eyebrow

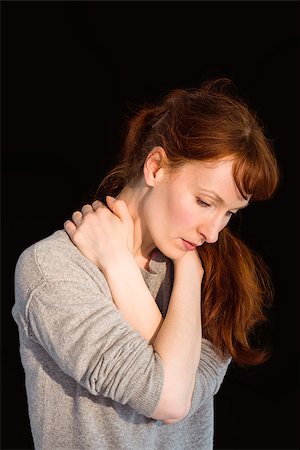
200;189;249;210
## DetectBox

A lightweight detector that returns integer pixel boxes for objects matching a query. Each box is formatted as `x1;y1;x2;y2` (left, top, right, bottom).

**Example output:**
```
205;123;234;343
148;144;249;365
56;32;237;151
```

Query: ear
143;146;168;187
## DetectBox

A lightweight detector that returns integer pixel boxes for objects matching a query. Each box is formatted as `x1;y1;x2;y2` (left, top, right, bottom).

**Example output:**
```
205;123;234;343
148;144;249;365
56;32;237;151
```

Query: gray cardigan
13;230;231;450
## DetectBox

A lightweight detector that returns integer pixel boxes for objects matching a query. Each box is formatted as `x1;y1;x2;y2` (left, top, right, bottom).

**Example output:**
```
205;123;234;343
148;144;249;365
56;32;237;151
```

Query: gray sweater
13;230;231;450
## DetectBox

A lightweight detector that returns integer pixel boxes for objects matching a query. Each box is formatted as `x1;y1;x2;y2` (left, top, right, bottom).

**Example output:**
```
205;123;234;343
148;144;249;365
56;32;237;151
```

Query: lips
182;239;199;251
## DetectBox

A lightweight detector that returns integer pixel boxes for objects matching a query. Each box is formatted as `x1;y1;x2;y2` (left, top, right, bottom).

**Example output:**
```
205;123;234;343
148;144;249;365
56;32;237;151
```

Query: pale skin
64;147;249;423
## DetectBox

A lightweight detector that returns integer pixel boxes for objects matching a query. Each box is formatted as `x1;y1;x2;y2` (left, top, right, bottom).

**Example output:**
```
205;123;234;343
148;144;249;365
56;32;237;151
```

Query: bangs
232;150;279;201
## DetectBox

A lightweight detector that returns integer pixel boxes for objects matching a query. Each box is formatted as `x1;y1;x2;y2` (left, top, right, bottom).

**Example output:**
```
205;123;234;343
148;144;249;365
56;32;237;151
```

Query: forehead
171;159;235;183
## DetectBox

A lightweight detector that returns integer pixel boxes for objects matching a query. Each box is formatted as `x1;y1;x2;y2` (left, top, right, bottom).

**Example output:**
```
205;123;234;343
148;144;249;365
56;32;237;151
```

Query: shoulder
15;230;106;298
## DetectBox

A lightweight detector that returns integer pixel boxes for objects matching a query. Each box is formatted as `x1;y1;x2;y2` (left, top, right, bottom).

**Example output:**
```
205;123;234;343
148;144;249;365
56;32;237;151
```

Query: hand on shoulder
64;196;134;272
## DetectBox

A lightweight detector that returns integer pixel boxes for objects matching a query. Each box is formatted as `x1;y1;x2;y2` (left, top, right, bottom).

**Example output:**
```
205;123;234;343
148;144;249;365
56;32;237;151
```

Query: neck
117;182;156;269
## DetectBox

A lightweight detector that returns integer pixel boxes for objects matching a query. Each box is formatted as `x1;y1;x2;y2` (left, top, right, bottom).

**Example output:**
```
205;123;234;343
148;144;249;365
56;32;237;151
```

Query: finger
81;204;93;215
106;196;132;224
106;196;122;217
92;200;104;210
64;220;77;238
72;210;83;226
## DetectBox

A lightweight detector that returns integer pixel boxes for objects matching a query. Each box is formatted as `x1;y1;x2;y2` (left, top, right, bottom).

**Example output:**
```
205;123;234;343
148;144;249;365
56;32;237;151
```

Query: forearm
103;254;163;343
104;251;203;423
151;259;202;421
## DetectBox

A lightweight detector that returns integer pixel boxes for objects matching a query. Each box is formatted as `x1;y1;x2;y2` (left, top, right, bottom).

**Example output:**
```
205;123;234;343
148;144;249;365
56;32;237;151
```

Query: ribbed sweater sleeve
187;338;231;417
14;236;164;418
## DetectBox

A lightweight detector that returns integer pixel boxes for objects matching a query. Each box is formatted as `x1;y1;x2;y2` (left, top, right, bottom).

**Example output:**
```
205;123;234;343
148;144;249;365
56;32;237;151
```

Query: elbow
151;399;191;424
162;408;189;425
162;416;185;425
150;365;194;423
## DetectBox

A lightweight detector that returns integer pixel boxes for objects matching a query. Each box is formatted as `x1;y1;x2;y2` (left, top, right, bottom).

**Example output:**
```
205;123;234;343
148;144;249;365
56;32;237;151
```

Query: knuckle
72;227;83;242
72;233;81;246
96;204;108;215
83;208;93;217
82;211;94;223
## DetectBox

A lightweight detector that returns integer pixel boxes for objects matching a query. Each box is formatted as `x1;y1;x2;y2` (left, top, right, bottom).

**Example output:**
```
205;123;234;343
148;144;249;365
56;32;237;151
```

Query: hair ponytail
199;228;273;365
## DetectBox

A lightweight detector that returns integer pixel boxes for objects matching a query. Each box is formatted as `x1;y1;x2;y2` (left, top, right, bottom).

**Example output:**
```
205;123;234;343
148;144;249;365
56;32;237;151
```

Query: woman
13;78;279;449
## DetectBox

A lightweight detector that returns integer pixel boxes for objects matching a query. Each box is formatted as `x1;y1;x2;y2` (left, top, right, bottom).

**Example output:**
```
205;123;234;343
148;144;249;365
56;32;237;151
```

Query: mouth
181;239;199;251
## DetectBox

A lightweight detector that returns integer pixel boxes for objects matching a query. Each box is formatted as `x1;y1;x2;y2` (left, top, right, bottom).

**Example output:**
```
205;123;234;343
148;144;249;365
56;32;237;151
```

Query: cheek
145;182;198;235
167;197;197;229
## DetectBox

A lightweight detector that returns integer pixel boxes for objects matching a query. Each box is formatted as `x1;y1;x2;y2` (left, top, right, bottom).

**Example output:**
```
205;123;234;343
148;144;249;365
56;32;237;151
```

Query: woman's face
142;156;249;261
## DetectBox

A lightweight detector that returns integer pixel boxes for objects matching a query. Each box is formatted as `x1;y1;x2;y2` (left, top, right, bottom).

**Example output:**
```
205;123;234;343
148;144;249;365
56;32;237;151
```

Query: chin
155;241;184;261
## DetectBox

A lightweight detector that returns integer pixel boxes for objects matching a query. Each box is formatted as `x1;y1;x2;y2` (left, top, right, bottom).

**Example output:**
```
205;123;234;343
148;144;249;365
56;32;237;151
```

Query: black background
1;1;299;449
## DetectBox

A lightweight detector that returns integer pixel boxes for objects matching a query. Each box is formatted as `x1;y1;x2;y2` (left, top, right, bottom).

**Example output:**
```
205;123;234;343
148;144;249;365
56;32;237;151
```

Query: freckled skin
141;159;249;261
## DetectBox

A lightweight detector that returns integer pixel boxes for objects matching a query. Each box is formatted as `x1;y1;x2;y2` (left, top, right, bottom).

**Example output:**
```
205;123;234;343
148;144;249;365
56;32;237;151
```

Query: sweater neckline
140;250;169;278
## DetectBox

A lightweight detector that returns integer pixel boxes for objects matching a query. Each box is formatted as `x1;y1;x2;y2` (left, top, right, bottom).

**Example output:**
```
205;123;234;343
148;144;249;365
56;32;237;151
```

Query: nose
198;217;220;244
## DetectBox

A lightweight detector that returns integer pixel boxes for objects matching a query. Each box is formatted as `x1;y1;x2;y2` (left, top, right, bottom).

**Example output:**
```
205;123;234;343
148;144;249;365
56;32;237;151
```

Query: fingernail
106;195;116;202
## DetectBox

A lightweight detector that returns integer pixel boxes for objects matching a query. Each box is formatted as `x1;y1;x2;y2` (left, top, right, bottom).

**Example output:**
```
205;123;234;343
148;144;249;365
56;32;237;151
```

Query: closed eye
197;199;211;208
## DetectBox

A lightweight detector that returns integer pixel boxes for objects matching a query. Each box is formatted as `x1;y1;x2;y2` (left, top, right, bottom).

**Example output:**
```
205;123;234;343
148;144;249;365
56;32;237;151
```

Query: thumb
106;195;117;209
106;196;133;224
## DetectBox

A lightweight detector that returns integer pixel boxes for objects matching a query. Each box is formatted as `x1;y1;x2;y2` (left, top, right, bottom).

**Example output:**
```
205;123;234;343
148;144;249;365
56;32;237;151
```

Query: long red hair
96;78;280;365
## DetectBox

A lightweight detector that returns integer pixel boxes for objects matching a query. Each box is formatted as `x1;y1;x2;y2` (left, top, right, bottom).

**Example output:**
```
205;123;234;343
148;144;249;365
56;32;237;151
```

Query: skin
64;147;249;423
67;147;249;271
119;147;250;268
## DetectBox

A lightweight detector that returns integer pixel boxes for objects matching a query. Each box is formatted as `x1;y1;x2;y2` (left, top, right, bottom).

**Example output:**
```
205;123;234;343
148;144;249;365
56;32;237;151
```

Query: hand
64;196;134;272
173;249;204;279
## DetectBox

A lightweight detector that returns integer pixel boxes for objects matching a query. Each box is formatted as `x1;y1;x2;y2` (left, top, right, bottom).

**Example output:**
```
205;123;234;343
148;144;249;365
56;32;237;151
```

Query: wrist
101;251;137;278
173;253;204;279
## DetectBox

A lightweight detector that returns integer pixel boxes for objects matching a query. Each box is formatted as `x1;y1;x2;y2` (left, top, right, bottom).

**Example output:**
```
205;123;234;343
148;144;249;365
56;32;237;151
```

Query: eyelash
197;198;236;217
198;199;211;208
